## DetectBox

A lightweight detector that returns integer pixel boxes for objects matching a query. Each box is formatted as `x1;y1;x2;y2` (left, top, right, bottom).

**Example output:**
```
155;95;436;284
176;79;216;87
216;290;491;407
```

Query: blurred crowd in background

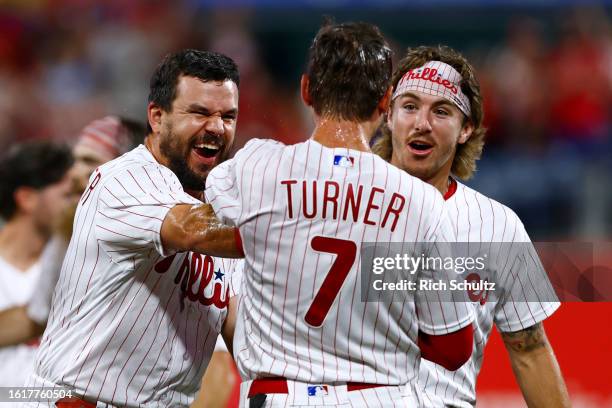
0;0;610;239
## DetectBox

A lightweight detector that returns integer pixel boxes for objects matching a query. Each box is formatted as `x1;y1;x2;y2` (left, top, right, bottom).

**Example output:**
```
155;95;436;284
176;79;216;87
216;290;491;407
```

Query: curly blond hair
373;45;486;180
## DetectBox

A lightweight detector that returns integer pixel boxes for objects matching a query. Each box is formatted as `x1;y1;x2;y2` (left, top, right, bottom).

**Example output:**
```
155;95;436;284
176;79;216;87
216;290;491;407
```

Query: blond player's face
387;91;472;182
159;76;238;190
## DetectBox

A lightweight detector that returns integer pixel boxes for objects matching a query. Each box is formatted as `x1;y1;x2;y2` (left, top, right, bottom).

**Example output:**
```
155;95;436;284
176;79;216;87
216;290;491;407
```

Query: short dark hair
306;21;392;121
147;49;240;133
0;141;73;220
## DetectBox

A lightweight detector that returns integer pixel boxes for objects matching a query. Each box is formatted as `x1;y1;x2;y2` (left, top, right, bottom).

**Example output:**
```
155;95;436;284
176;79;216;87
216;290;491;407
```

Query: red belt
55;397;96;408
248;377;384;398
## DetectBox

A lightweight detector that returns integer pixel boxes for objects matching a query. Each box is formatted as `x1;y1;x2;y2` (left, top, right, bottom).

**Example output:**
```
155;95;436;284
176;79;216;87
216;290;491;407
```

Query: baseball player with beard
373;45;570;408
206;22;474;408
23;50;243;408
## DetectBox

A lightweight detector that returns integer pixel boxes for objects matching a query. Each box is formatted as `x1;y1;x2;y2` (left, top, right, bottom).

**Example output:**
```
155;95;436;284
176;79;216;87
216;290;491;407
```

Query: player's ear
14;186;38;215
386;100;394;123
377;86;393;115
148;102;163;135
458;119;474;144
300;74;312;107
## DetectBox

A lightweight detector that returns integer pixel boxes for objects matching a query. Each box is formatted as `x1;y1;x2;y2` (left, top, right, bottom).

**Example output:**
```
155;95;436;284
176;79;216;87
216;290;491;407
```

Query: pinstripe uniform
24;145;242;407
418;180;560;407
206;139;473;407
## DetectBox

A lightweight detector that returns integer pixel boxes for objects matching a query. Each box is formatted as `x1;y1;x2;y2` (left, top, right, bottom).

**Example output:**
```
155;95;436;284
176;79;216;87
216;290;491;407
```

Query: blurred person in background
373;45;570;408
548;7;610;145
485;17;550;150
0;141;74;388
0;116;146;350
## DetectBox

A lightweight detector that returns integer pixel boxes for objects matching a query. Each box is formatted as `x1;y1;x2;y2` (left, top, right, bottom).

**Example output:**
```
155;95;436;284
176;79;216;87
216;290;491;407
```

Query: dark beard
159;128;206;192
167;154;205;191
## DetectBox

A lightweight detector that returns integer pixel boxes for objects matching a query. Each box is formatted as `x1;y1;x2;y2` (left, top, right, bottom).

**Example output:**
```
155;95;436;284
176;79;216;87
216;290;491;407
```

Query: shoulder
97;146;181;193
236;138;286;159
393;166;445;207
227;138;292;177
372;155;441;197
95;145;184;201
453;182;528;240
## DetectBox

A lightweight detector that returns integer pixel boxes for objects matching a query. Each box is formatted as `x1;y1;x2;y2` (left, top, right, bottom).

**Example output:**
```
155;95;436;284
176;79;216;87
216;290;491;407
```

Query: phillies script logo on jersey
155;253;230;309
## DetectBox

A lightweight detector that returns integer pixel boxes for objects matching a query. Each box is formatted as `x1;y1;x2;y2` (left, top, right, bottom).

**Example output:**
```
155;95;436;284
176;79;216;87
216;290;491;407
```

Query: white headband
392;60;471;118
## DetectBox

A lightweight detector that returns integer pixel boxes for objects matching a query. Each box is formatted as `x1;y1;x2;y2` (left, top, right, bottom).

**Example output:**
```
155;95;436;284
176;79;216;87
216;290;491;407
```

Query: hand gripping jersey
418;179;560;407
206;139;473;405
27;145;242;407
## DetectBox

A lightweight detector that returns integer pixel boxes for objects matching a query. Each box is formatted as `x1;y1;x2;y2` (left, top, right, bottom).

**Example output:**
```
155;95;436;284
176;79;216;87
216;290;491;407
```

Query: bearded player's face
387;91;472;182
159;76;238;191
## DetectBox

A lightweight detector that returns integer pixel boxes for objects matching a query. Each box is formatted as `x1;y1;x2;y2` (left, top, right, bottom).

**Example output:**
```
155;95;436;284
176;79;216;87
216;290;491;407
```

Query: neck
311;117;378;152
145;134;170;168
0;216;47;271
426;171;452;196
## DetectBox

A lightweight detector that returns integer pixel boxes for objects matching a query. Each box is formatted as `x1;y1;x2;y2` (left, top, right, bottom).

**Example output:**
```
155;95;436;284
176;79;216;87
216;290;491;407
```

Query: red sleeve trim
418;323;473;371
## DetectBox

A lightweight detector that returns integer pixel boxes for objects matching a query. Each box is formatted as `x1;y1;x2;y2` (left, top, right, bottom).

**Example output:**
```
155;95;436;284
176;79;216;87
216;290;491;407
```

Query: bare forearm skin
0;306;45;347
161;204;243;258
502;323;571;408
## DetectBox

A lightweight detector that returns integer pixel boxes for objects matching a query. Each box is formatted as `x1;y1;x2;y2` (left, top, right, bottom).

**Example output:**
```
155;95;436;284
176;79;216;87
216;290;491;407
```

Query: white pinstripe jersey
29;145;242;407
418;180;560;407
206;139;473;389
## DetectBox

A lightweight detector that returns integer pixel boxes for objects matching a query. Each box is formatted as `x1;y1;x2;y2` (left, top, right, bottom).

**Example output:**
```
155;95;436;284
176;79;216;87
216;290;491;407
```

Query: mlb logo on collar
333;155;354;168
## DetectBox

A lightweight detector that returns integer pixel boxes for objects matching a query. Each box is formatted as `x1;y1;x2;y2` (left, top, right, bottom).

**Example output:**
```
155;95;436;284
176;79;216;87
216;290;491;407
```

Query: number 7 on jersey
305;236;357;327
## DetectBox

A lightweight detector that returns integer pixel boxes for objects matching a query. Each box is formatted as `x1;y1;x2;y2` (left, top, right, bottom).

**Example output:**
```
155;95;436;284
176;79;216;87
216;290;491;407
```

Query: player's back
206;139;472;386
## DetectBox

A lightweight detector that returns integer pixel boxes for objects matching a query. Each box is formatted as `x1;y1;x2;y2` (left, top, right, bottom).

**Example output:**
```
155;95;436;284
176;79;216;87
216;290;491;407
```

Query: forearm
196;351;237;408
0;306;45;347
502;323;571;408
221;296;238;357
161;204;243;258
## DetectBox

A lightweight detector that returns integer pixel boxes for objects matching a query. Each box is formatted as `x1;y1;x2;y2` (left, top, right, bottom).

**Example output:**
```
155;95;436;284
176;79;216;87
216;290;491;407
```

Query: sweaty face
159;76;238;191
388;91;471;182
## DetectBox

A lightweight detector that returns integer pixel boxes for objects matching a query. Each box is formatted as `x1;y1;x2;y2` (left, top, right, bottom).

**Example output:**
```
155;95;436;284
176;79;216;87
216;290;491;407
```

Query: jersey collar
443;177;458;201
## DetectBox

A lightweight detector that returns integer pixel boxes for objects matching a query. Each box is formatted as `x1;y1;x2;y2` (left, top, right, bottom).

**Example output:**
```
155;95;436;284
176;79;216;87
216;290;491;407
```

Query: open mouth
407;140;434;156
193;143;222;159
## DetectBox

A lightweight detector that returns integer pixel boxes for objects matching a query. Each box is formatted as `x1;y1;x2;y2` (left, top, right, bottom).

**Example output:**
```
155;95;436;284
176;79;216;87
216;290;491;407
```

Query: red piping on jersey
418;323;473;371
234;228;245;257
443;178;458;201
